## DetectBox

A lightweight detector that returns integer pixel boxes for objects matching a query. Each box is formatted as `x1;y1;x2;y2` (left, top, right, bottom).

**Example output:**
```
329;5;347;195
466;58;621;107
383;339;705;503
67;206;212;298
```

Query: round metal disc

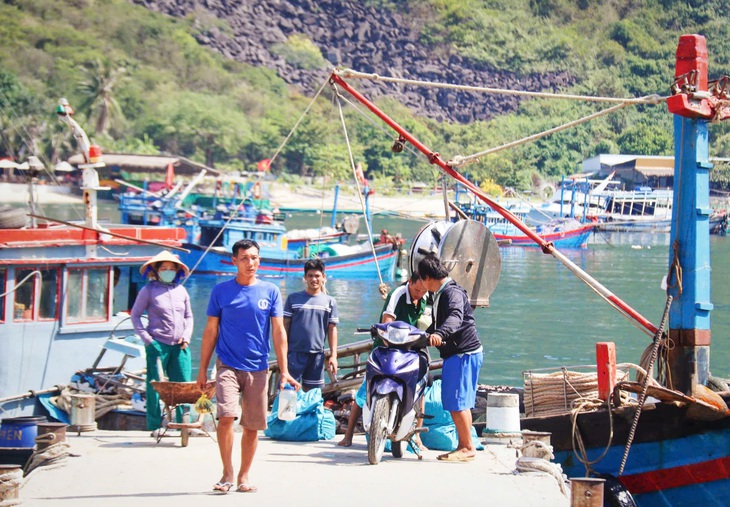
438;220;501;307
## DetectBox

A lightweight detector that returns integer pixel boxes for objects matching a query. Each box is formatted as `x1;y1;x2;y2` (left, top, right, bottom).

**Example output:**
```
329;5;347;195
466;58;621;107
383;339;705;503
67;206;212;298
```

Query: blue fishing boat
455;200;594;248
519;35;730;505
182;213;399;279
330;36;730;504
117;181;380;274
0;100;187;417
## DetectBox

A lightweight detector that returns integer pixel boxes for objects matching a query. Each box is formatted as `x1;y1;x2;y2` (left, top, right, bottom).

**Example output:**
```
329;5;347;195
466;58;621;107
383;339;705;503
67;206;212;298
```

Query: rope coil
523;367;632;418
515;440;571;498
0;468;23;507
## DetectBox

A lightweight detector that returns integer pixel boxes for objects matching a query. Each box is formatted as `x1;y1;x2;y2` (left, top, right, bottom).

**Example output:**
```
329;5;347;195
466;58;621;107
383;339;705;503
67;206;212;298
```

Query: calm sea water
39;202;730;387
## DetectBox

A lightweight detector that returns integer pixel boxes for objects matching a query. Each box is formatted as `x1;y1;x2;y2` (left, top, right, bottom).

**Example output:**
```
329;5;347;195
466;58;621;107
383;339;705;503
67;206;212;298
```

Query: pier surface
19;430;569;506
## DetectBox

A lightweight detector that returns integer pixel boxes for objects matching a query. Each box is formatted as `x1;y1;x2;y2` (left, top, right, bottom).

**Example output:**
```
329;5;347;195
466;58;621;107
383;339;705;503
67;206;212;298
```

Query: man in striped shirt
283;259;339;391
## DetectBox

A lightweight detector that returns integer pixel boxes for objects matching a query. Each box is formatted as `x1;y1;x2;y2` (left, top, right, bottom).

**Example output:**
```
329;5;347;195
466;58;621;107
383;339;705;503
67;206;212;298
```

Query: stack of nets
523;367;631;418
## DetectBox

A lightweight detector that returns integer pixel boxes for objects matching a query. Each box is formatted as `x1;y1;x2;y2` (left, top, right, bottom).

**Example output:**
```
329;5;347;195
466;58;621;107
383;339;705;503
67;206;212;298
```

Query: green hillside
1;0;729;191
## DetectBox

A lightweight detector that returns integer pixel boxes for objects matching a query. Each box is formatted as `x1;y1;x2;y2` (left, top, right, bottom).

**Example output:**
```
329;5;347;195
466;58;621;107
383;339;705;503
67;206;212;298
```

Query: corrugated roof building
67;153;221;177
582;154;674;189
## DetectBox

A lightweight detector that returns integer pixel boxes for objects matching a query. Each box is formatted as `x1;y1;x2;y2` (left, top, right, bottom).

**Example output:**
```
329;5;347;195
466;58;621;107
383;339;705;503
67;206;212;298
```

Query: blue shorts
441;348;483;412
288;351;325;389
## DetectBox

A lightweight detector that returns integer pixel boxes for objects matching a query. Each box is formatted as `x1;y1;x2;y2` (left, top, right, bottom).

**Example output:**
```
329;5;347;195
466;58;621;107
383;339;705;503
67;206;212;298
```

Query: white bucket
485;393;520;433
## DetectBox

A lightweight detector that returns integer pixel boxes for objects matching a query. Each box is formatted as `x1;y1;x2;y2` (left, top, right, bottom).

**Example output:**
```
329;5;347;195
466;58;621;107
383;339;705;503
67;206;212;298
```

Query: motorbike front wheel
368;394;391;465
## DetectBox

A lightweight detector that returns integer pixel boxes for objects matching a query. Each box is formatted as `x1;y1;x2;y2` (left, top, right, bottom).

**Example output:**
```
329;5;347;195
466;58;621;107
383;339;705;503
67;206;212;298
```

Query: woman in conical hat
131;250;193;434
139;250;190;279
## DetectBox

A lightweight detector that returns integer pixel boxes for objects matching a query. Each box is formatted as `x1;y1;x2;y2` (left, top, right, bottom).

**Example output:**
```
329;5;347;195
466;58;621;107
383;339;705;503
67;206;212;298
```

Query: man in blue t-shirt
197;239;299;494
284;259;339;391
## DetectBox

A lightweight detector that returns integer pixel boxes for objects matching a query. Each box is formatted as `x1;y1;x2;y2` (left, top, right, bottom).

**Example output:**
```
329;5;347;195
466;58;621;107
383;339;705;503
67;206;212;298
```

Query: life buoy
539;183;556;201
252;181;262;199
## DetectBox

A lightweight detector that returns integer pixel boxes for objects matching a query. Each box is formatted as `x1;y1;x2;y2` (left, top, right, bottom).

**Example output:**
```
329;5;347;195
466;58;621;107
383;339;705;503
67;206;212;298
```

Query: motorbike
362;321;431;465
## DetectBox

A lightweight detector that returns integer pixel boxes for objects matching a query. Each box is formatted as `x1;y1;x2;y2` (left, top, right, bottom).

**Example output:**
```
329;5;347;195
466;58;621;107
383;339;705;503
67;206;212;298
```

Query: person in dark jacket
417;253;483;462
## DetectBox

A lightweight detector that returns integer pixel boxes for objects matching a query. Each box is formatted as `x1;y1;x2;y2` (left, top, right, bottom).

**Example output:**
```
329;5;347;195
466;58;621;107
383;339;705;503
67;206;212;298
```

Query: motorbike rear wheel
368;395;391;465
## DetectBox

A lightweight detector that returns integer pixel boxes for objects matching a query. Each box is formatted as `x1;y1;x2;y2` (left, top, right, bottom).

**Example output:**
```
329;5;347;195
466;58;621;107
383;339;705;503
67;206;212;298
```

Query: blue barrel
0;416;46;448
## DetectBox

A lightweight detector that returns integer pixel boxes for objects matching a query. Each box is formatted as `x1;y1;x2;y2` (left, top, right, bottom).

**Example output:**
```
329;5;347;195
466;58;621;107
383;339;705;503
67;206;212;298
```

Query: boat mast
665;35;723;394
56;98;109;253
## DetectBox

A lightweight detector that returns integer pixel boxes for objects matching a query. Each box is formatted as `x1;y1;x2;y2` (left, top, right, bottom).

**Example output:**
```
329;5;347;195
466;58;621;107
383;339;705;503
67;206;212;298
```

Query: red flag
164;161;174;190
257;159;271;172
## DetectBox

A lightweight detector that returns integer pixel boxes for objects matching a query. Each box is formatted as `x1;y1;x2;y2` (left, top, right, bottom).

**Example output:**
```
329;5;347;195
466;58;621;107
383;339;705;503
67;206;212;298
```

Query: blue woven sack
265;388;335;441
420;380;483;452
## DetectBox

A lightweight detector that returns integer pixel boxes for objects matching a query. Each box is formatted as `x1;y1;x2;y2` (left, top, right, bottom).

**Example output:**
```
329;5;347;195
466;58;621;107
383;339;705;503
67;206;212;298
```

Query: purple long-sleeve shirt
130;281;194;346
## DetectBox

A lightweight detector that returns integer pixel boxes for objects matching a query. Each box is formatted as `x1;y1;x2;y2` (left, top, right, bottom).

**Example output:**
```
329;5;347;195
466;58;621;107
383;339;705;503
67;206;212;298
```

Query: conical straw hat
139;250;190;276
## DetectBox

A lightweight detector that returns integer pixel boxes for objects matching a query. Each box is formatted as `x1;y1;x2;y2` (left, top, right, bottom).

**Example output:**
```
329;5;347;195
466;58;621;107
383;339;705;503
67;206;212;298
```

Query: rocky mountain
131;0;575;123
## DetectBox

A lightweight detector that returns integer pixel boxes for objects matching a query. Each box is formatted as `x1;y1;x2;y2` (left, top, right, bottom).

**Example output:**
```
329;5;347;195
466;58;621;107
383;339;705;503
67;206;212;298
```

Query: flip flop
213;481;234;494
237;483;258;493
436;451;475;462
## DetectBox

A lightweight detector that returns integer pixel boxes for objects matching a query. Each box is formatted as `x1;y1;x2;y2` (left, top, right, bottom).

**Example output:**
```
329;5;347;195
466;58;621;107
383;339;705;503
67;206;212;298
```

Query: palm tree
77;59;126;136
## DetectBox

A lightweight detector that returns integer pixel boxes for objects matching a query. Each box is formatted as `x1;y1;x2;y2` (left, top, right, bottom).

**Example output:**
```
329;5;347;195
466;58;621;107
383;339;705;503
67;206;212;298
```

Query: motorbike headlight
387;325;411;345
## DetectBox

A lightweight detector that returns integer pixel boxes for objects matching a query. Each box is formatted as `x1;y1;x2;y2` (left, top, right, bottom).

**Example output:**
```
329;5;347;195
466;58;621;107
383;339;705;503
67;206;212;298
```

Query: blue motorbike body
366;346;421;415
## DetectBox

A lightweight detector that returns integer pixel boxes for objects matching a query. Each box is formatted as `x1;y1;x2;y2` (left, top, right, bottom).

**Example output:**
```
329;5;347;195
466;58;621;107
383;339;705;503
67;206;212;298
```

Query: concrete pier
20;431;569;506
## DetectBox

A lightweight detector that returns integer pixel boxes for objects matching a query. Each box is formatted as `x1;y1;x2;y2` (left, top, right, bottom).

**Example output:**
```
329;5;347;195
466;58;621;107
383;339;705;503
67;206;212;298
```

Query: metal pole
667;35;713;394
331;183;340;228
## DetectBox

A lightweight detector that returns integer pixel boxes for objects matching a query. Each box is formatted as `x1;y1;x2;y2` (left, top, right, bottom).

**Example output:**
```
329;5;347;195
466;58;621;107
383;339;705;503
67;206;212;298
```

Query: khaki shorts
215;359;269;430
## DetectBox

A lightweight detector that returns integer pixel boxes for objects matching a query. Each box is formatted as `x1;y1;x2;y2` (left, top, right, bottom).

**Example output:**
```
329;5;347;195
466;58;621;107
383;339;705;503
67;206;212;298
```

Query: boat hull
0;320;145;417
180;243;399;279
523;401;730;506
495;224;594;248
0;220;187;417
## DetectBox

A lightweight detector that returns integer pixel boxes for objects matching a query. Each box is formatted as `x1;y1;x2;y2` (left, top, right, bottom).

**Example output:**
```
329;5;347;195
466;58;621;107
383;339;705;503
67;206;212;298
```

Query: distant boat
596;188;728;234
531;180;728;235
183;214;399;279
594;187;674;232
118;182;358;259
527;172;621;225
455;201;594;248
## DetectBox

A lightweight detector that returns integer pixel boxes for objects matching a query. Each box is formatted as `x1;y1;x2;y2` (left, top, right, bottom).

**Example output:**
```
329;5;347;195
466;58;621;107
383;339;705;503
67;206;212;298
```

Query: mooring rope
0;466;23;506
333;86;388;297
515;440;571;498
618;294;673;476
24;439;71;476
335;68;666;105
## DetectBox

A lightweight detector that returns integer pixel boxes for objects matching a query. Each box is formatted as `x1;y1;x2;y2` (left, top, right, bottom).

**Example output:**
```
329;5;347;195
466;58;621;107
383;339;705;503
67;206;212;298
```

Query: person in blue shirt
284;259;339;392
197;239;299;494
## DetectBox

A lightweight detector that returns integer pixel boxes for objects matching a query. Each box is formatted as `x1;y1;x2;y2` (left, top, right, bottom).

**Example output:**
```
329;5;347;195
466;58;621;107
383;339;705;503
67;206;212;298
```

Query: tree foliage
1;0;730;191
